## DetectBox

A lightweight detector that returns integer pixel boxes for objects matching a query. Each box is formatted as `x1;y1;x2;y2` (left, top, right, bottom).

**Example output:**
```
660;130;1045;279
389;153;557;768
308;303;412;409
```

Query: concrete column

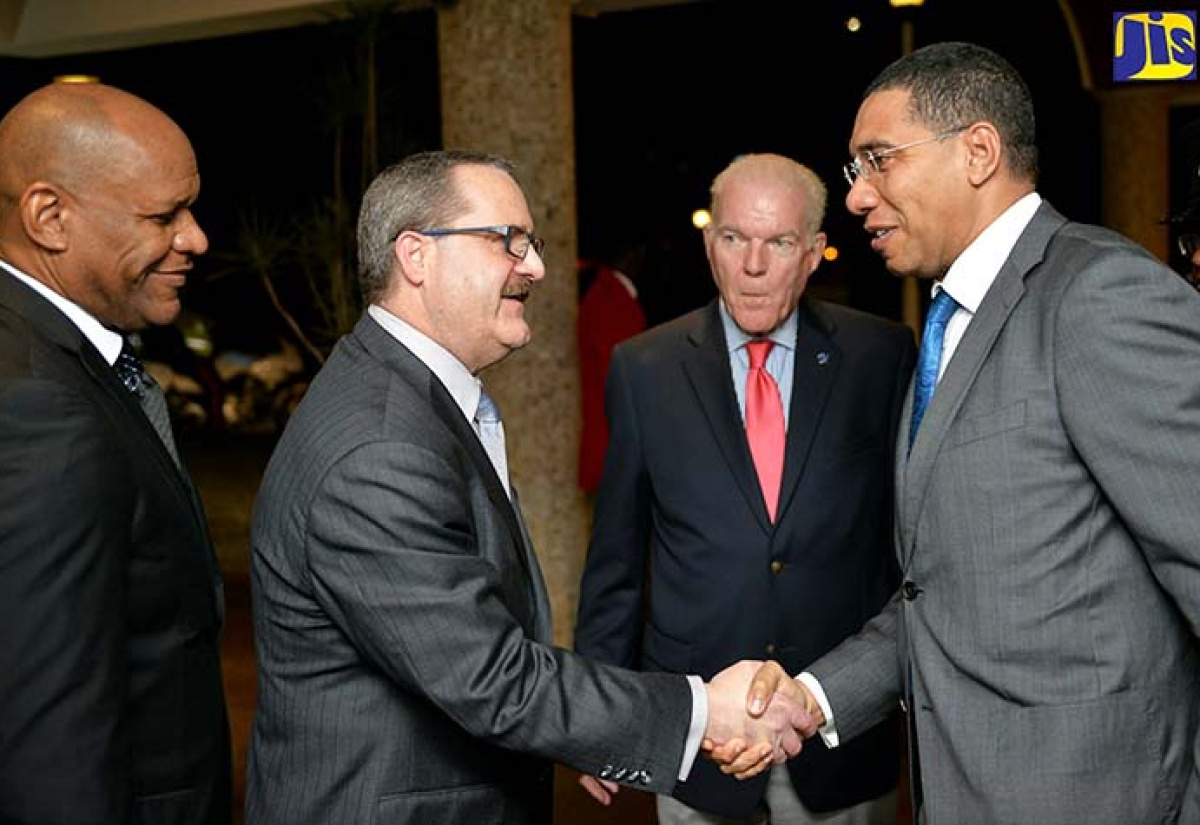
1097;86;1171;260
437;0;586;645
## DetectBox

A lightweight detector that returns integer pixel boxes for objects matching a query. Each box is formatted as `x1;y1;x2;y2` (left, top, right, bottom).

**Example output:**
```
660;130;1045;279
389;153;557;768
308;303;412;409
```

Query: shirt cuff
678;674;707;780
797;671;840;748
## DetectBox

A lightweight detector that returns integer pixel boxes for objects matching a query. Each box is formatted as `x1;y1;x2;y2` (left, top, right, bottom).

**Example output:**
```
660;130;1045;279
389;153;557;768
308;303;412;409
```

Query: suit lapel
682;305;769;527
354;316;535;584
511;486;553;643
682;301;840;530
899;204;1065;563
777;303;840;525
1;269;222;613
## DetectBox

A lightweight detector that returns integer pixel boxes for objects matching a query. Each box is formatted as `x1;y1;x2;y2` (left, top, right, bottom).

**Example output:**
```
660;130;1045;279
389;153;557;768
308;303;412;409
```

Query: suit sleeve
0;379;133;823
1056;253;1200;639
574;346;652;667
302;435;692;792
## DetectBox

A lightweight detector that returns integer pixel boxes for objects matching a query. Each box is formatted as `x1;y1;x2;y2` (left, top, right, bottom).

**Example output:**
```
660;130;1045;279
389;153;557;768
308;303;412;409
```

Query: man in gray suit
724;41;1200;824
245;149;809;825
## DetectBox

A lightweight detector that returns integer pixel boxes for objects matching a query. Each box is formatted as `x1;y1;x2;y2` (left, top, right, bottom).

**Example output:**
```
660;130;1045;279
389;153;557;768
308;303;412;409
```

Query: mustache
501;278;534;300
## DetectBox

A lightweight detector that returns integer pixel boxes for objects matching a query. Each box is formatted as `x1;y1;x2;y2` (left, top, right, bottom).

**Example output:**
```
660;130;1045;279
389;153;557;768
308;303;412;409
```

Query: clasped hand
578;660;819;806
701;659;820;779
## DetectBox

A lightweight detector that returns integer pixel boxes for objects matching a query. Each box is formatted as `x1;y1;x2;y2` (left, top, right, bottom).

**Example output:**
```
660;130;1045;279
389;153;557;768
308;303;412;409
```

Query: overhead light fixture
54;75;101;84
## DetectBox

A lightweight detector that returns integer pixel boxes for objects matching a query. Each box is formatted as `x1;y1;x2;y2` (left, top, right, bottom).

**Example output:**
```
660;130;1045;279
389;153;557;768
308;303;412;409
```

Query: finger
746;661;787;716
578;774;615;805
778;724;802;758
719;741;772;776
733;751;776;781
707;737;748;765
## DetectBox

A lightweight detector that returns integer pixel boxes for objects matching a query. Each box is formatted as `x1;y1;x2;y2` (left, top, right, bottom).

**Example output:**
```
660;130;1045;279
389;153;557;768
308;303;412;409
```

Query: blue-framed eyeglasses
418;224;546;261
843;125;970;187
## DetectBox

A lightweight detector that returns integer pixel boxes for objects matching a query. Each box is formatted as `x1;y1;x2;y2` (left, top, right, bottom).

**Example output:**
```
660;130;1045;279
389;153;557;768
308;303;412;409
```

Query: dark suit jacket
0;268;231;824
575;298;915;817
812;202;1200;824
245;313;694;825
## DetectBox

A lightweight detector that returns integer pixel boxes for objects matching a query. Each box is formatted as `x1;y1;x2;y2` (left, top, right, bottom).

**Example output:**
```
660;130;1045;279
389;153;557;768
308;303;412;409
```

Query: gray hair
356;149;517;304
710;153;828;242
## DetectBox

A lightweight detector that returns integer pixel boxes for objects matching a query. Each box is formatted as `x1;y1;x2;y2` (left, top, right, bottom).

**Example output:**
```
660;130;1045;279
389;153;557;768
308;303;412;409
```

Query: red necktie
745;340;785;521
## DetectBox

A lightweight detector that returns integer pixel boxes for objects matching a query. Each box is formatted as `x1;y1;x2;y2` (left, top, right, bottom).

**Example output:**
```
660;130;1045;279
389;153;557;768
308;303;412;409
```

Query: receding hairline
0;83;191;196
709;153;828;237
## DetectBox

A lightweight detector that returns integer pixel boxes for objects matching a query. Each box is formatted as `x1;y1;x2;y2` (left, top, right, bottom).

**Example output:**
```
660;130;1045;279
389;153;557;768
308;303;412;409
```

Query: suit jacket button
770;559;784;574
599;765;613;779
901;581;922;601
613;767;627;780
640;770;652;784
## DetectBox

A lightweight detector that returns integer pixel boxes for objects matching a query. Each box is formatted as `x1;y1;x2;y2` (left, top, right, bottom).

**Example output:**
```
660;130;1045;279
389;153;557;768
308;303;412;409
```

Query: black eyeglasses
418;224;545;261
843;125;970;186
1179;233;1200;258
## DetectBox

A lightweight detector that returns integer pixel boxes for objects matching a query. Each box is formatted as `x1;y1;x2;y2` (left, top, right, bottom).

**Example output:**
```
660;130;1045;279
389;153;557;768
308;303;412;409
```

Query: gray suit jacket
810;202;1200;824
246;313;693;825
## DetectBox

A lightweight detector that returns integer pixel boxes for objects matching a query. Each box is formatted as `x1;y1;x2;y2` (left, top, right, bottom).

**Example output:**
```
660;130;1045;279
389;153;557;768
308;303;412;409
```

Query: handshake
580;660;824;805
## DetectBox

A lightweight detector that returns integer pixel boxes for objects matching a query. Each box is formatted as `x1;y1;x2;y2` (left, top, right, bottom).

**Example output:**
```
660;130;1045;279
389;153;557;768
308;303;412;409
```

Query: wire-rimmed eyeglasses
417;224;546;261
843;125;970;187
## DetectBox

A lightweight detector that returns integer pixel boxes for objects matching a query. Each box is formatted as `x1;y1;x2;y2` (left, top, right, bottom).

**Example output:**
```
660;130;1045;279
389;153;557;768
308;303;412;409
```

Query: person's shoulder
809;299;912;342
1047;219;1170;276
617;305;708;354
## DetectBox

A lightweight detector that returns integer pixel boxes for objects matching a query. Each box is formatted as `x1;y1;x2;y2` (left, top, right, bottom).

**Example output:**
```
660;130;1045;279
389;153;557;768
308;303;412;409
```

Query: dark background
0;0;1099;343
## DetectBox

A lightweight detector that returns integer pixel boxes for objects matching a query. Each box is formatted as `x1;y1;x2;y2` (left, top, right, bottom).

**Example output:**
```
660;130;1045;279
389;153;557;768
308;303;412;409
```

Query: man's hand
701;660;814;780
706;660;823;779
578;773;619;806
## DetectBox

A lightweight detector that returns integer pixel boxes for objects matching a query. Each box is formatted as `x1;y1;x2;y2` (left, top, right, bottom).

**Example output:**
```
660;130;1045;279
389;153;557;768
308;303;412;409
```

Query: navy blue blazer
576;297;915;817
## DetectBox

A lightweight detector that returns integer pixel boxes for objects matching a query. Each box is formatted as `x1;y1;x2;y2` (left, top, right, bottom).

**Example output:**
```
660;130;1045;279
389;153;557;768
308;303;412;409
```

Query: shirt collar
0;257;124;365
367;303;483;422
719;301;798;355
938;192;1041;310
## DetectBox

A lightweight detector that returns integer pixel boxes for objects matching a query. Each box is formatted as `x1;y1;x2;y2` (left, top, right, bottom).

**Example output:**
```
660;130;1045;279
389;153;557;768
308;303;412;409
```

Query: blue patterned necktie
909;289;960;450
114;340;180;465
475;388;510;496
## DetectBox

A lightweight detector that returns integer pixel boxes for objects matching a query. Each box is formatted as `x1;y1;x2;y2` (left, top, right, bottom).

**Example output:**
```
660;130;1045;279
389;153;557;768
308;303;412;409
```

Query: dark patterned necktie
114;341;180;465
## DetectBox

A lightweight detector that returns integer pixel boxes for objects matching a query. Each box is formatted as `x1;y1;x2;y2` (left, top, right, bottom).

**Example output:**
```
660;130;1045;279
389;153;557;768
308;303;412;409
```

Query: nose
520;244;547;281
743;239;769;274
845;176;877;217
173;209;208;256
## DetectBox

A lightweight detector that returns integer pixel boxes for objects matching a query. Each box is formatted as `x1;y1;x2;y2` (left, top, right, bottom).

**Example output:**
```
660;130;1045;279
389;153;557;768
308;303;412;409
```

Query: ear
962;122;1002;186
806;231;827;274
394;230;429;286
21;183;70;252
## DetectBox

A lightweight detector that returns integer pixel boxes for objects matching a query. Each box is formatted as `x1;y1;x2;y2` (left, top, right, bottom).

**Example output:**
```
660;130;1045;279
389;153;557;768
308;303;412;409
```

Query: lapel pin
816;351;830;365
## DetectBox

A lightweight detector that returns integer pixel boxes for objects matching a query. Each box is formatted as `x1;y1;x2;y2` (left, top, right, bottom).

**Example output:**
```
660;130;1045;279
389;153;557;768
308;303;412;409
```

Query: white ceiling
0;0;694;57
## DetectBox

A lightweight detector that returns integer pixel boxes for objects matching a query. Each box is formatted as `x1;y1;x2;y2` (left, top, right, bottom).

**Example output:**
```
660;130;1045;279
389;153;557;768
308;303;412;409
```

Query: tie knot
114;341;153;396
926;289;959;328
745;339;774;370
475;389;501;424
